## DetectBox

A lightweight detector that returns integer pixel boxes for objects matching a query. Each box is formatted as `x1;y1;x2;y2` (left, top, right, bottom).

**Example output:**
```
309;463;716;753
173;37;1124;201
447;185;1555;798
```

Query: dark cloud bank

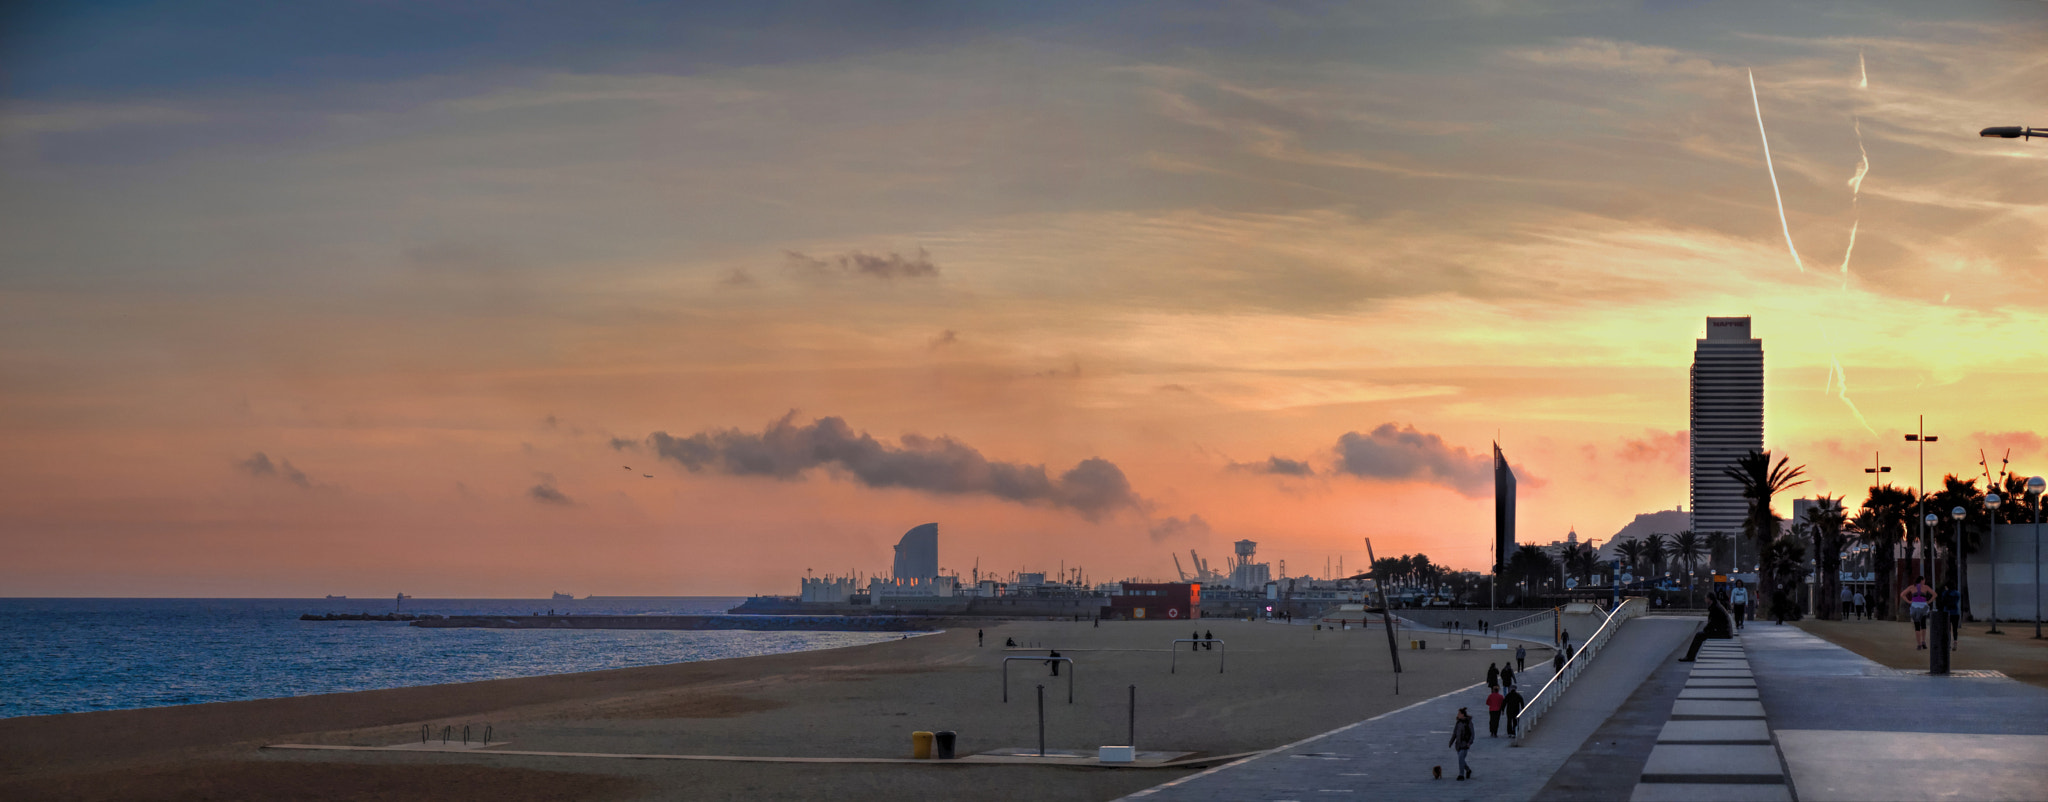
784;247;939;281
1235;423;1523;499
637;412;1142;519
237;452;310;487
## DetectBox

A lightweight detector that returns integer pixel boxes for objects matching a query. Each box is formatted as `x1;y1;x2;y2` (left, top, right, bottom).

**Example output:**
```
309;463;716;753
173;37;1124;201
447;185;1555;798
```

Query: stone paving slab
1629;783;1792;802
1655;720;1770;744
1675;688;1758;700
1685;671;1752;679
1639;744;1783;782
1776;729;2048;802
1668;700;1764;718
1681;679;1754;688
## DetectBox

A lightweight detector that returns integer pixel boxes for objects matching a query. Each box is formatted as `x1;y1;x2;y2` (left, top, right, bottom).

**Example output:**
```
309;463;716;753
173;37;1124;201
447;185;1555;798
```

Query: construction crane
1172;553;1188;582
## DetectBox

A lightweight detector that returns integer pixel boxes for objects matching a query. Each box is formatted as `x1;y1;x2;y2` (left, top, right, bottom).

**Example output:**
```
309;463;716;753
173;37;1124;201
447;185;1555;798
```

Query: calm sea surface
0;597;898;719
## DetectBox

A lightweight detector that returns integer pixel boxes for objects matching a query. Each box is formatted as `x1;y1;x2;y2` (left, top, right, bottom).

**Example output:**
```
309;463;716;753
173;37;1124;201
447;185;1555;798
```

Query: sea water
0;597;898;719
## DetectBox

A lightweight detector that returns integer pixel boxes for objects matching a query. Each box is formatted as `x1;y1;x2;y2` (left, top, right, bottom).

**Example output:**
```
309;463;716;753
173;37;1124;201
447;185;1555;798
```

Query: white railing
1511;596;1645;742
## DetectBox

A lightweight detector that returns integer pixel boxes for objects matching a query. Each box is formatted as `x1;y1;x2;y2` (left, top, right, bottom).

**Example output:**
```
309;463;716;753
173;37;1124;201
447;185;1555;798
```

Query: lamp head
1981;126;2026;138
2028;476;2046;496
1951;505;1967;521
1985;493;2002;509
1924;513;1939;526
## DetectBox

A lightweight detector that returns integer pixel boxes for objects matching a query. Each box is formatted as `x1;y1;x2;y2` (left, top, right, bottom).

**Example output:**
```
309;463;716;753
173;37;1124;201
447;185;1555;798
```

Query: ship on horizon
552;592;576;601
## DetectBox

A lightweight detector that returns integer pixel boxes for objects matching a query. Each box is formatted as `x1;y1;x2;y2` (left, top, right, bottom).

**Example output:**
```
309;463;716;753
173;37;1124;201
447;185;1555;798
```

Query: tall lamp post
1907;420;1939;587
1986;493;2003;633
2030;476;2045;640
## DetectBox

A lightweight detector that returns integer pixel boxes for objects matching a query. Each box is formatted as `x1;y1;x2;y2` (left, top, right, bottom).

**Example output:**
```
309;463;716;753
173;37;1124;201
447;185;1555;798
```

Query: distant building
1691;317;1763;539
1103;583;1201;620
800;576;859;603
892;522;938;583
1495;442;1517;573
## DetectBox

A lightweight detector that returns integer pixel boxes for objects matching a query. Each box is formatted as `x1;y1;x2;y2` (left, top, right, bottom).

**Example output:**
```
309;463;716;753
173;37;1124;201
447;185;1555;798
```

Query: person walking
1940;585;1961;651
1485;688;1505;737
1553;647;1565;672
1486;662;1500;691
1502;686;1526;737
1840;586;1853;621
1203;629;1214;650
1731;583;1748;630
1901;576;1934;650
1500;662;1515;690
1853;589;1867;620
1515;644;1527;672
1448;708;1476;780
978;629;984;647
1046;649;1062;676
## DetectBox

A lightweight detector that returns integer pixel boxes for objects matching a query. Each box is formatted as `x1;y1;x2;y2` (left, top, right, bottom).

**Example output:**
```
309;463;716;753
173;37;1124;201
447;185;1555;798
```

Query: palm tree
1614;539;1646;583
1509;544;1553;604
1858;484;1914;620
1760;534;1810;624
1644;533;1670;581
1802;495;1846;620
1927;475;1985;619
1672;531;1707;603
1724;449;1809;617
1703;532;1731;575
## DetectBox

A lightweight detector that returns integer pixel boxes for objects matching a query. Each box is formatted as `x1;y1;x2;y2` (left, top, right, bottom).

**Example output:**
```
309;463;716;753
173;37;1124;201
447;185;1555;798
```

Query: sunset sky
3;2;2045;597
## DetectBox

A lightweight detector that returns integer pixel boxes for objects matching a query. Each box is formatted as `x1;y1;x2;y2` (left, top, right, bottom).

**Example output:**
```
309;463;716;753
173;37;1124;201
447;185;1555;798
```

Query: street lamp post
2030;476;2045;640
1907;420;1939;594
1980;126;2047;140
1986;493;2003;633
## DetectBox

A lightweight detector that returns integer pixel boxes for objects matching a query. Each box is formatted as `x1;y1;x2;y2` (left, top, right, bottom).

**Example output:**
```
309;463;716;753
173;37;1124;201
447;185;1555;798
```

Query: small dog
1432;765;1443;780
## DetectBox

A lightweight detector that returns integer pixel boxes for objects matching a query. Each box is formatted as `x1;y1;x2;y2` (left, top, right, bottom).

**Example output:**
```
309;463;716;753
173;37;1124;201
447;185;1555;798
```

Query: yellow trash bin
912;730;935;759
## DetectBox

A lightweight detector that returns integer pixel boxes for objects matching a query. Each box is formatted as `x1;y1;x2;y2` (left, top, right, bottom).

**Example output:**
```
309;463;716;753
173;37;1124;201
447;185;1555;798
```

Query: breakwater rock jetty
299;612;441;622
410;614;942;632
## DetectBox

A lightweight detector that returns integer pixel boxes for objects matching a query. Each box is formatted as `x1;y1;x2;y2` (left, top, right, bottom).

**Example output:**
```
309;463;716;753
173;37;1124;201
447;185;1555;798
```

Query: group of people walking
1451;644;1534;781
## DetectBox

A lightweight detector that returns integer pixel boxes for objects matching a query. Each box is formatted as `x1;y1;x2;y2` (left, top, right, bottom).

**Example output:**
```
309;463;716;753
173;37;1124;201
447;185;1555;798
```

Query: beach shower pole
1037;685;1046;757
1128;685;1137;748
1365;538;1402;694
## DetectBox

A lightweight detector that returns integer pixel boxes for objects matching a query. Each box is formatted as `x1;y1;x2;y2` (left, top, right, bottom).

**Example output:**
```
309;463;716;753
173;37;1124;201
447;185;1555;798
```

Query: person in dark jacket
1500;662;1515;690
1204;629;1214;650
1680;595;1734;661
1502;687;1526;736
1046;649;1062;676
1448;708;1476;780
1486;662;1500;691
1515;644;1527;672
1553;648;1565;672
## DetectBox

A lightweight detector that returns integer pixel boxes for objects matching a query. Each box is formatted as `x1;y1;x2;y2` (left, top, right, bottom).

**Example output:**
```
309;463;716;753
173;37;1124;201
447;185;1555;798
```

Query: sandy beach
1;618;1556;801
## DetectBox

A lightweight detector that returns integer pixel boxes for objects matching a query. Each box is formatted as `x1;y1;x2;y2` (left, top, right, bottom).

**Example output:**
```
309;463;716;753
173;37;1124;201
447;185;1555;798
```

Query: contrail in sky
1858;52;1868;89
1749;70;1804;272
1838;118;1868;285
1748;67;1875;434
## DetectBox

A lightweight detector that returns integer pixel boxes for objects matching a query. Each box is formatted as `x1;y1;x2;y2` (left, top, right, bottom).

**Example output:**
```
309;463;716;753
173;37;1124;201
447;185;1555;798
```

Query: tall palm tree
1859;484;1914;620
1673;530;1707;602
1644;533;1670;580
1509;544;1553;603
1724;449;1809;616
1760;534;1810;623
1614;539;1646;582
1703;532;1731;574
1802;495;1846;620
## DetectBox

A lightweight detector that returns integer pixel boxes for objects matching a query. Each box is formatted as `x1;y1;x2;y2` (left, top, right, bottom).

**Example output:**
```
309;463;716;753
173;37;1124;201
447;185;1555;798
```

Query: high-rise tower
1690;317;1763;539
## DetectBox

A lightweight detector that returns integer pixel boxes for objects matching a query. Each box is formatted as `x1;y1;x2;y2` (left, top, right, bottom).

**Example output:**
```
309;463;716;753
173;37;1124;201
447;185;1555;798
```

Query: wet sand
2;618;1550;801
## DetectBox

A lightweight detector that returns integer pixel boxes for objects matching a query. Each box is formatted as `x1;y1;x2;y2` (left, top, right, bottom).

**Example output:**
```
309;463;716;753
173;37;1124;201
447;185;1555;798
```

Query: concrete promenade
1124;617;1697;801
1126;614;2048;802
1740;623;2048;802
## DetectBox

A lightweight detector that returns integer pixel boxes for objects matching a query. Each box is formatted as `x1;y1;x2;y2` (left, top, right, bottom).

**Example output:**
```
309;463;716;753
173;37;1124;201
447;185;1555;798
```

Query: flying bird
643;474;654;478
622;465;631;470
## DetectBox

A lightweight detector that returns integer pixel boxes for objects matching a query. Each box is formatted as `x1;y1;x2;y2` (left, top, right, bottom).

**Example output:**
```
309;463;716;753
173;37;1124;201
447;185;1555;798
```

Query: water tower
1234;539;1257;565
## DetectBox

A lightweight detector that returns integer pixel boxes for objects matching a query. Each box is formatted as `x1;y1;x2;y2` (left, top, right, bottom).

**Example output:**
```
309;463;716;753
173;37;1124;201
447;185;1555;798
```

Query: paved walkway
1627;635;1789;801
1740;623;2048;802
1123;617;1696;801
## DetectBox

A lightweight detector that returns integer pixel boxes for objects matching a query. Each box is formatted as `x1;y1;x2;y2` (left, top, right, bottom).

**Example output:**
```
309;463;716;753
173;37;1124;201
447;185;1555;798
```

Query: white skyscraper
1691;317;1763;539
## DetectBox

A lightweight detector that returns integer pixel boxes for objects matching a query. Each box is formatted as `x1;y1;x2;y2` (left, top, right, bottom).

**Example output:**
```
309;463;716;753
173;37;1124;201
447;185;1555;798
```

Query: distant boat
552;592;576;601
325;595;346;600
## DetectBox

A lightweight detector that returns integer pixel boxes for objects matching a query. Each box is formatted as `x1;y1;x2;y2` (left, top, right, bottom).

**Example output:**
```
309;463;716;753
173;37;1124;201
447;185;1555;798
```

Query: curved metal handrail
1169;639;1225;673
1511;596;1645;742
1002;656;1073;703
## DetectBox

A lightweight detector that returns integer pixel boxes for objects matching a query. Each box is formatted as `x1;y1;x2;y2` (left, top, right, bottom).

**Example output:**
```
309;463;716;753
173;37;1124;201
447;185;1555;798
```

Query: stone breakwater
411;614;943;632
